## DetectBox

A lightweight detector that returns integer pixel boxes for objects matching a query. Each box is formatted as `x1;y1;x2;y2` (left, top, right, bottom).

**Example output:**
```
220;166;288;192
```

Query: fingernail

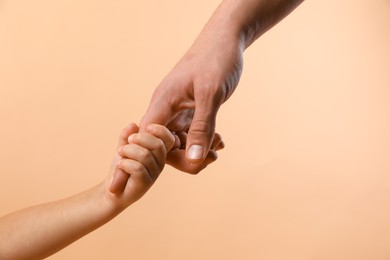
187;145;204;160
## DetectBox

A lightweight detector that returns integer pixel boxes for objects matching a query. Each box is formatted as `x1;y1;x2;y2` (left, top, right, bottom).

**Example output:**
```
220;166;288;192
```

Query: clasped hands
109;25;244;193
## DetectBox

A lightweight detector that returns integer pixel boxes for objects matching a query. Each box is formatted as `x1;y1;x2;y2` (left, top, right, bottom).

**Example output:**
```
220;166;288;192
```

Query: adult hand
140;24;244;174
140;0;304;174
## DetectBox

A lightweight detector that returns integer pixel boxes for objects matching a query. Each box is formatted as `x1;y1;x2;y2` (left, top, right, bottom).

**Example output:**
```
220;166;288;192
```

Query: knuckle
155;139;165;152
117;158;126;169
128;133;139;143
118;144;132;157
189;120;215;138
133;161;145;173
139;149;151;161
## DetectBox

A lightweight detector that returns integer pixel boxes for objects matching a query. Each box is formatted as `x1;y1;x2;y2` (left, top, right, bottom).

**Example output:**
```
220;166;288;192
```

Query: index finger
139;96;172;132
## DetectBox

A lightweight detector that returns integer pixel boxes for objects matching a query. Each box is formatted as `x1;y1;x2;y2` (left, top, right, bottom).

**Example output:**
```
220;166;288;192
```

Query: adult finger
210;133;225;151
167;149;218;174
139;91;173;133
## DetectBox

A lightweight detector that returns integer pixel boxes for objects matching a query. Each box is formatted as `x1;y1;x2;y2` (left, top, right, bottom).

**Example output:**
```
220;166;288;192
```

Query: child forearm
0;123;175;259
0;183;117;260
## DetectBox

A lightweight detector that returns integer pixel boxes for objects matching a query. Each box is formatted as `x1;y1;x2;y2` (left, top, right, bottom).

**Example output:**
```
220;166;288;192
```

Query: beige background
1;0;390;259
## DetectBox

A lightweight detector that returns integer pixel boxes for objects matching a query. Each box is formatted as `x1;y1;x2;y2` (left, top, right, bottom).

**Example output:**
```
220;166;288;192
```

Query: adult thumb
186;98;220;163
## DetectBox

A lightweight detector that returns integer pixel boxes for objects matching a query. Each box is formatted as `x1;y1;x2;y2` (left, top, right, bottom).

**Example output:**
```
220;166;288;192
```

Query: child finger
117;123;139;148
127;133;167;167
117;158;155;185
146;124;176;152
118;144;161;180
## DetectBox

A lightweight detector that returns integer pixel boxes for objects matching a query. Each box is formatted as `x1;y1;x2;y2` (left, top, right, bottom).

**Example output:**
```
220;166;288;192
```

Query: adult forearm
203;0;304;48
0;183;116;260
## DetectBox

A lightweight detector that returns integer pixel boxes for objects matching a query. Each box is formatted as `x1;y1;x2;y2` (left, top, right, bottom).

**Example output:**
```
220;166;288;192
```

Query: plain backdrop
1;1;390;259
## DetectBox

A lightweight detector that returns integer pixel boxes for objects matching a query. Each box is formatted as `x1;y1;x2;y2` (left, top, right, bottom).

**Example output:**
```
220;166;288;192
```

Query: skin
0;123;183;260
139;0;305;174
0;1;303;258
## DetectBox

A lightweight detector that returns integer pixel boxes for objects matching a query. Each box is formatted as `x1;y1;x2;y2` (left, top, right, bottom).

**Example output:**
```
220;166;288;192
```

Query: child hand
105;123;175;210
